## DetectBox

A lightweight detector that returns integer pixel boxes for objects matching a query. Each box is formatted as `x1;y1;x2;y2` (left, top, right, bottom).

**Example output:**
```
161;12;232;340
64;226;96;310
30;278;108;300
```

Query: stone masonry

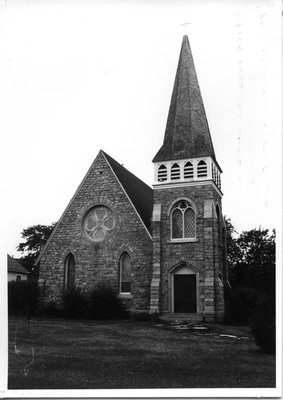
152;183;226;321
38;151;153;312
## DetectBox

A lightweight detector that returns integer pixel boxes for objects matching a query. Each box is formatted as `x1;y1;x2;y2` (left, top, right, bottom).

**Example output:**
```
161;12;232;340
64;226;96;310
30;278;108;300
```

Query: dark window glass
172;209;183;238
120;253;131;293
65;253;75;290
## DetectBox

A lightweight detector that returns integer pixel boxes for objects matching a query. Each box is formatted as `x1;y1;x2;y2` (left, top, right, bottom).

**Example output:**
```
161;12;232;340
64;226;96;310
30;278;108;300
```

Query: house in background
7;254;29;281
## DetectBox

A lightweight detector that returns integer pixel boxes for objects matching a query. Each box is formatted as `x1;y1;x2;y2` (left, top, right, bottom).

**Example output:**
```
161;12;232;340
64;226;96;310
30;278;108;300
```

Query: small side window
64;253;76;291
120;253;131;294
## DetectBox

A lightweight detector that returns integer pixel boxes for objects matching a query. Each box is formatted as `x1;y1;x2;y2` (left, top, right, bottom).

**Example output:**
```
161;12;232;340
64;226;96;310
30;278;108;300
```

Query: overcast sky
0;0;281;259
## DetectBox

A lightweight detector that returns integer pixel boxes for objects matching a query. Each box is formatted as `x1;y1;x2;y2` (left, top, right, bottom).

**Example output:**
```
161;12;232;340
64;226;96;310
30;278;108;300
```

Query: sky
0;0;281;259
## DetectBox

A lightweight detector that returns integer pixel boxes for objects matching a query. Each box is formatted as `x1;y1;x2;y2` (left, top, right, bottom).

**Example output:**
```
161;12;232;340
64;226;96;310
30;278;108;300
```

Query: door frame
168;263;199;313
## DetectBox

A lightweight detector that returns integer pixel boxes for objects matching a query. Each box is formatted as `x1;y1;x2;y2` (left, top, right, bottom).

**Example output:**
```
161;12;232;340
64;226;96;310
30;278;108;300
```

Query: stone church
37;35;227;322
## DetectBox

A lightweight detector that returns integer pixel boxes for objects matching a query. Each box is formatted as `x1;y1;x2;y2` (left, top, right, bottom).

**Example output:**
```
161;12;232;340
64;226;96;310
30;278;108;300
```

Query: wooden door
174;274;196;313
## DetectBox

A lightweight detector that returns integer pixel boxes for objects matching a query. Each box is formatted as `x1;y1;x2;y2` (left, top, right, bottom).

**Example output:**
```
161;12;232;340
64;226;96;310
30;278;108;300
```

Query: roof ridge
102;151;153;236
101;150;152;191
7;254;29;274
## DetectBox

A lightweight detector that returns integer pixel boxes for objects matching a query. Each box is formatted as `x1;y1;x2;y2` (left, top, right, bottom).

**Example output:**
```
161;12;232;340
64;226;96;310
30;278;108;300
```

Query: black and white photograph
0;0;281;398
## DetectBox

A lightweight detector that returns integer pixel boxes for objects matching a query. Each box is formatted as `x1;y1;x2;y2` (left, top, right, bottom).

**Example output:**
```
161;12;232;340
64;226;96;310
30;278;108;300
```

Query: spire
153;35;216;162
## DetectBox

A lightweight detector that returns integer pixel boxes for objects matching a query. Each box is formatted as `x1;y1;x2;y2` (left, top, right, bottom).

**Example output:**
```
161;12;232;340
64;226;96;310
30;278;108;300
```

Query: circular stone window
83;206;116;242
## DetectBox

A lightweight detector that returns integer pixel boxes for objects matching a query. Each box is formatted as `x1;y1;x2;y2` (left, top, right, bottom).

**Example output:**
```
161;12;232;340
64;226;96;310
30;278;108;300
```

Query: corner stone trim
152;203;162;222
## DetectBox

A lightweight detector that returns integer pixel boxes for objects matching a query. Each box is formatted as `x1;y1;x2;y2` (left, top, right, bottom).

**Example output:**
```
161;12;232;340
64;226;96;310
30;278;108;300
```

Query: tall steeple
153;35;216;163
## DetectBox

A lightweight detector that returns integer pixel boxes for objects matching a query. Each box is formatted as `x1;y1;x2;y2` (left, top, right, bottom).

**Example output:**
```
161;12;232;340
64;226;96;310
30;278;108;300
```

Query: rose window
83;206;115;242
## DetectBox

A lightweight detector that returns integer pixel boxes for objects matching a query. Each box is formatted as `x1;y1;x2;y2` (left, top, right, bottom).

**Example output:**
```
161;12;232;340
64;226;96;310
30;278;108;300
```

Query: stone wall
152;183;226;321
38;152;153;312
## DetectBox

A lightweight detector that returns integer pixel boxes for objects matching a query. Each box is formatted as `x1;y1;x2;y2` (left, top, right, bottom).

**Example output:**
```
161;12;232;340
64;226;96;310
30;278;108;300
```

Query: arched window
158;164;167;182
197;160;207;178
171;200;196;239
217;172;221;189
171;163;180;180
184;161;194;179
64;253;75;291
216;204;222;241
120;253;131;294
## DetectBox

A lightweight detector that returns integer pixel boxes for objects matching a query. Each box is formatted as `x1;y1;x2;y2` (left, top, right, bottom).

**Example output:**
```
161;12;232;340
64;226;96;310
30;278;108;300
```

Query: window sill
118;293;133;299
167;239;199;244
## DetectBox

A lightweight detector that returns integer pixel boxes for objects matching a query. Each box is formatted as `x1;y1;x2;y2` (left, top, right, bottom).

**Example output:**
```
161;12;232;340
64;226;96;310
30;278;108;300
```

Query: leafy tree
224;217;275;296
234;228;275;270
17;223;56;276
224;219;275;326
250;293;275;354
224;216;241;270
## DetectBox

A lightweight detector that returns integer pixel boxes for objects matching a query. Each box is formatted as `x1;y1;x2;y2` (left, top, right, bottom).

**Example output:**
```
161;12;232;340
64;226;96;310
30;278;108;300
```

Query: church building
37;36;227;322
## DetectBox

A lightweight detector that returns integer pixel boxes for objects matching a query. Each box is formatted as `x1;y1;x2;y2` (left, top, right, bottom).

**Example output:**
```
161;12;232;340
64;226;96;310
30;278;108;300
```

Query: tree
224;220;276;332
224;216;240;270
225;223;275;294
17;223;56;276
234;228;275;270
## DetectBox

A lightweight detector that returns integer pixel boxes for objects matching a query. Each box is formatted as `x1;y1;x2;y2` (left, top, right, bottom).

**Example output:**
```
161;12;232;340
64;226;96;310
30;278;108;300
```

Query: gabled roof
153;35;216;163
36;150;154;264
102;151;153;233
7;254;29;274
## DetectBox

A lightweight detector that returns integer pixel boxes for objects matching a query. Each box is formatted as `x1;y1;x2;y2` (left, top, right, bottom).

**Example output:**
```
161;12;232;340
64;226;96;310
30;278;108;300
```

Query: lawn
8;316;275;389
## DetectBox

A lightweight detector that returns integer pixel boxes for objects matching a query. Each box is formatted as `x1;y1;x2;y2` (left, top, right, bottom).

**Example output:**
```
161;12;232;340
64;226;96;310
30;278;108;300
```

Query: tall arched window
158;164;167;182
119;253;131;294
64;253;76;291
171;163;180;180
184;161;194;179
171;200;196;239
217;171;221;189
212;163;216;181
197;160;207;177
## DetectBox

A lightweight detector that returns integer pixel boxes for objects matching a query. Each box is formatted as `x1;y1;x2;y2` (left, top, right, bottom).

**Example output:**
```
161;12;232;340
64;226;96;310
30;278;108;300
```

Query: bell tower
150;36;226;321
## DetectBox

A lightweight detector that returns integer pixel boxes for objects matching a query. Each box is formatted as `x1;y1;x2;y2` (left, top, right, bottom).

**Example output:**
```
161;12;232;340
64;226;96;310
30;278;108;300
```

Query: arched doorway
170;264;198;313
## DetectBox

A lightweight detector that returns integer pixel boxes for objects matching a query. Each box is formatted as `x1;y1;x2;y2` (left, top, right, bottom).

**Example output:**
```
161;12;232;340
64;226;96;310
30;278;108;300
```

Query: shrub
62;286;88;319
224;286;259;325
8;280;38;317
89;282;127;319
250;294;275;354
37;301;63;318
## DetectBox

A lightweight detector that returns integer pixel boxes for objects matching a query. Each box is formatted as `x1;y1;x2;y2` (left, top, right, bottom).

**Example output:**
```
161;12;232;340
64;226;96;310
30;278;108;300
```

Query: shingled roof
7;254;29;275
102;151;153;233
153;35;216;163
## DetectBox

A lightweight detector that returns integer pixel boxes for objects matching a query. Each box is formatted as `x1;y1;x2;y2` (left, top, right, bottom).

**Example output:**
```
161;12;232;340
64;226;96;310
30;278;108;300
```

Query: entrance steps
157;313;209;332
158;313;203;323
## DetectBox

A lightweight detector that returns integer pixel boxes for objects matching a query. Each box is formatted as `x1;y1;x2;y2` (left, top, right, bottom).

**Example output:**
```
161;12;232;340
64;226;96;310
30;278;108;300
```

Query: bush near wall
57;283;127;320
224;286;260;325
89;282;127;320
8;280;38;317
250;294;275;354
61;286;89;319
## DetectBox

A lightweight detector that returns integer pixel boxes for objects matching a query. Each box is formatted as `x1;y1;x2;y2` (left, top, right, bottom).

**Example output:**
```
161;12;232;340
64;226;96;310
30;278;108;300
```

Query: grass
8;316;275;389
